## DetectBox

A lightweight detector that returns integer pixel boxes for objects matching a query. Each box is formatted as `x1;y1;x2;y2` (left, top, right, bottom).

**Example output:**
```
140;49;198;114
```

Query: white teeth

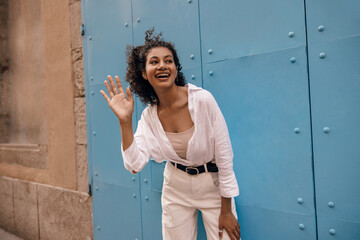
156;73;170;78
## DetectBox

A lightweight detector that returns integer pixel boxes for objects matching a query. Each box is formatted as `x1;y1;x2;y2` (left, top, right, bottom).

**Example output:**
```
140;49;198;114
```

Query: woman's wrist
220;197;232;214
119;117;132;127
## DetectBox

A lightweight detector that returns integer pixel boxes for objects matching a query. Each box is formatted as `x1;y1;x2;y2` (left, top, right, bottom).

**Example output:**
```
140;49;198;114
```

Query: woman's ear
142;71;148;80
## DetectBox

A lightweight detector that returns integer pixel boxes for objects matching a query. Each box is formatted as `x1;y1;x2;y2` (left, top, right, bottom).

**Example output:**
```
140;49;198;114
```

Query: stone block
0;0;9;40
0;69;10;115
0;228;23;240
69;0;81;7
0;176;14;233
72;48;85;97
74;97;87;145
0;40;9;66
76;144;89;192
0;115;10;142
69;1;82;50
13;180;39;240
38;184;93;240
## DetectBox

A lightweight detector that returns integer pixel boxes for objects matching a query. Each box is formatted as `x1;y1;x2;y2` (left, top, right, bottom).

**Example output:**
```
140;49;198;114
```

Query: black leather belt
170;161;218;175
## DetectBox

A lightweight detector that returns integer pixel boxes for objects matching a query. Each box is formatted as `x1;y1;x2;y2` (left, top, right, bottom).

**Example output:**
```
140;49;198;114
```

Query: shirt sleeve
121;117;151;174
210;94;240;198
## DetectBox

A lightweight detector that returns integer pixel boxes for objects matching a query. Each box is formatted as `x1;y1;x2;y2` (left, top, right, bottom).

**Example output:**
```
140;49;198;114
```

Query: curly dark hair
125;28;186;105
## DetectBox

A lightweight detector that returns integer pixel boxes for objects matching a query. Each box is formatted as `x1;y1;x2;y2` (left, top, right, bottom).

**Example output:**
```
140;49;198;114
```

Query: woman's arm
101;75;149;173
205;91;240;239
119;120;134;151
219;197;241;240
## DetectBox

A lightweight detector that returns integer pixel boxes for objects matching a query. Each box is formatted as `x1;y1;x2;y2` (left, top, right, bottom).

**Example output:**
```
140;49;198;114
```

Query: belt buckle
185;167;199;175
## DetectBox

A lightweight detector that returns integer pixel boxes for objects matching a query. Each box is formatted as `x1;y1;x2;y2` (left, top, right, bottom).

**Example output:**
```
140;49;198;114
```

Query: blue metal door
305;0;360;239
81;0;359;239
201;1;316;239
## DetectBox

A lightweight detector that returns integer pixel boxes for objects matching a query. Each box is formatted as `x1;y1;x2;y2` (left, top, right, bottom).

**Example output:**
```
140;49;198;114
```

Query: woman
100;29;241;240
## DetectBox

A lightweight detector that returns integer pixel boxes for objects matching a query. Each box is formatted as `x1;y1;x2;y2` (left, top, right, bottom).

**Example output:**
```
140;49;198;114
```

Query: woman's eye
150;60;158;64
166;59;173;63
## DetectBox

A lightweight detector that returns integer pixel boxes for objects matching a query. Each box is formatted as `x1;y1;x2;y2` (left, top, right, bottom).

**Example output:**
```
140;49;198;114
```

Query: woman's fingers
100;90;111;103
107;75;119;95
218;221;223;240
236;225;241;236
115;76;125;94
104;80;115;98
126;87;134;103
233;228;240;240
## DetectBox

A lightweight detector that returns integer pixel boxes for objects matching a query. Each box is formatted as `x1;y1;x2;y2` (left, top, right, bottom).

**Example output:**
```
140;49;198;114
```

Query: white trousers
161;161;237;240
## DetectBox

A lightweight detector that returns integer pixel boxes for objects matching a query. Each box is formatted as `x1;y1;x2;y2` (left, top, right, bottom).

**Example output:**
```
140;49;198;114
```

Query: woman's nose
158;60;166;69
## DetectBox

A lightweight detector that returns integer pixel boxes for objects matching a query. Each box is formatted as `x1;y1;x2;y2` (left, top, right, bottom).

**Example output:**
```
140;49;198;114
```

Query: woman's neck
156;84;181;110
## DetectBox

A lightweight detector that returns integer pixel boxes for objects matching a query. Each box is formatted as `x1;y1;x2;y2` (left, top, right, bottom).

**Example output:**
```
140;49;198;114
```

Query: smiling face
142;47;178;90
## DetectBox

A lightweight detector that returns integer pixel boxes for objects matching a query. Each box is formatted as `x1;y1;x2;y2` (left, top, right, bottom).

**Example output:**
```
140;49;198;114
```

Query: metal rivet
328;202;335;208
91;91;94;95
132;177;135;182
124;22;128;27
190;54;195;60
323;127;330;133
188;0;192;3
191;74;195;80
133;194;136;198
145;196;149;201
93;131;96;136
294;128;300;134
290;57;296;63
89;36;92;40
144;179;148;183
299;224;305;230
329;229;336;235
94;172;98;176
97;226;100;231
319;52;326;59
95;187;99;191
208;49;213;55
318;25;325;32
90;76;94;81
297;198;304;204
209;71;214;76
289;32;295;38
137;18;141;23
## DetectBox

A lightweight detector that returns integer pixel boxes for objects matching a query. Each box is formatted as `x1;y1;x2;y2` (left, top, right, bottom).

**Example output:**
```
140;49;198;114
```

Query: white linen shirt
121;83;239;198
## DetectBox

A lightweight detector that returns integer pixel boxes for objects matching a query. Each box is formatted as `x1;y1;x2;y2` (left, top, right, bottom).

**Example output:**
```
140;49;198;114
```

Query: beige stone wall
0;176;93;240
0;0;10;143
0;0;92;238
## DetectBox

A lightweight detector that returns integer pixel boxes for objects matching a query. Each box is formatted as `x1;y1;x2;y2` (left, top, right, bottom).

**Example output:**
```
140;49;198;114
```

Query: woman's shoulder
188;83;217;104
138;104;156;122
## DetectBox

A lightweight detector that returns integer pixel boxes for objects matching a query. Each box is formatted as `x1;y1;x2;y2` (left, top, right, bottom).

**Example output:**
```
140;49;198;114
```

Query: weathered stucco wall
0;0;77;189
0;0;92;238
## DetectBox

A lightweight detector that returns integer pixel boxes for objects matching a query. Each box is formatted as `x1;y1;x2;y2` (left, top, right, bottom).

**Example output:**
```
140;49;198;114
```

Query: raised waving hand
100;75;134;125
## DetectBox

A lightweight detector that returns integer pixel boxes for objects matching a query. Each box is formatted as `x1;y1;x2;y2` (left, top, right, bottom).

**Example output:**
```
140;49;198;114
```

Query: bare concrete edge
0;228;23;240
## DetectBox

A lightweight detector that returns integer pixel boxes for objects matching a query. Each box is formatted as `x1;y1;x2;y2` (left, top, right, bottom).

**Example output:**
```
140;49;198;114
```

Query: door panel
92;182;142;239
132;0;201;70
305;0;360;44
84;0;133;87
199;0;306;63
306;0;360;234
203;46;316;239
